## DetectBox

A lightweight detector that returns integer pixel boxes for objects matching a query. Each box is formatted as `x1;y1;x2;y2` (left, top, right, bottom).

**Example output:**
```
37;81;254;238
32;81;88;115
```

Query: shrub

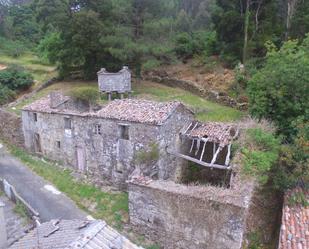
69;87;100;105
0;65;33;91
248;37;309;141
0;84;15;105
0;37;27;58
241;128;281;184
135;143;159;165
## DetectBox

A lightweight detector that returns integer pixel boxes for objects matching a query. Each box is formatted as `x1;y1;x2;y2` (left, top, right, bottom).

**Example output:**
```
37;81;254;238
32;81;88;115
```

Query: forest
0;0;308;192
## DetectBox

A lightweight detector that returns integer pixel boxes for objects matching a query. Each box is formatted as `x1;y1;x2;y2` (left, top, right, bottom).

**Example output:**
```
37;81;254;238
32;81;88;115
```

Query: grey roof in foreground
9;219;144;249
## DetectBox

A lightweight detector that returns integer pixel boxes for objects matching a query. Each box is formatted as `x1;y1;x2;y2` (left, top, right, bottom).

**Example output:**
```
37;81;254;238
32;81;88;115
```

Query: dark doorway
34;133;42;153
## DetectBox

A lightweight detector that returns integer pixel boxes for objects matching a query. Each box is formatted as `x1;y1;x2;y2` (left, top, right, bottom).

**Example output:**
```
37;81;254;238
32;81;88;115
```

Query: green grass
0;53;57;86
6;143;129;228
134;81;244;122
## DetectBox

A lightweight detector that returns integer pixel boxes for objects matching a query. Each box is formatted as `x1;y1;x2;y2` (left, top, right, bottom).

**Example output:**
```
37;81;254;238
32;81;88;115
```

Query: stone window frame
94;124;102;135
64;117;72;130
119;124;129;140
56;141;61;149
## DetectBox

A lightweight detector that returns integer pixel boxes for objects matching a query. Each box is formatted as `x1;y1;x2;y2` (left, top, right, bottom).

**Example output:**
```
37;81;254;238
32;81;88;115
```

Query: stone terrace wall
0;109;24;147
129;180;252;249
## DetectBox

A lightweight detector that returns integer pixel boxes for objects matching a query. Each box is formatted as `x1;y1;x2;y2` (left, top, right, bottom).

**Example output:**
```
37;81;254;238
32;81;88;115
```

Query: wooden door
76;147;86;172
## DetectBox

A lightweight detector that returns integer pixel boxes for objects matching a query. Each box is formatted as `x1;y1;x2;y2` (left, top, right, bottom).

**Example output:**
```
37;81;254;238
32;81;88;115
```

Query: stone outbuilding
97;66;131;100
21;93;194;188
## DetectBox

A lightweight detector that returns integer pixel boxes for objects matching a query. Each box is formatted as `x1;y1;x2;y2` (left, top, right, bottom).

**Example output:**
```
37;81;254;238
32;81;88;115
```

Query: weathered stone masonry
129;180;254;249
0;109;24;147
22;94;194;188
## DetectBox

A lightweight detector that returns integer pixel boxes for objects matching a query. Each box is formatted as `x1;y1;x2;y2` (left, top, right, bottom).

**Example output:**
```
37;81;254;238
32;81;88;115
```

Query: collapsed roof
169;121;239;170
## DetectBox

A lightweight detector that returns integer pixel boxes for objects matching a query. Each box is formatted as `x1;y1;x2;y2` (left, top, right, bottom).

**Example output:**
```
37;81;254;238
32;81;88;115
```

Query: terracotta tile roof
95;99;184;125
23;94;188;125
9;219;144;249
186;122;238;147
22;95;77;115
278;188;309;249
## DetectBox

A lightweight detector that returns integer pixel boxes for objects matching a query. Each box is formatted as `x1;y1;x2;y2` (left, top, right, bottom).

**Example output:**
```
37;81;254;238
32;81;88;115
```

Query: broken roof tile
185;122;238;148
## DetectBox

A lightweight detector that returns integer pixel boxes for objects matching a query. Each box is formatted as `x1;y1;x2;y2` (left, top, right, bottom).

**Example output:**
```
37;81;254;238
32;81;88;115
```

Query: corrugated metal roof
9;219;144;249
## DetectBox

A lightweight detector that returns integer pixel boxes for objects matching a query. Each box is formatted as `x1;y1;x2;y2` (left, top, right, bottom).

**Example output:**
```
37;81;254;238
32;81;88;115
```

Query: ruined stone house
21;92;194;188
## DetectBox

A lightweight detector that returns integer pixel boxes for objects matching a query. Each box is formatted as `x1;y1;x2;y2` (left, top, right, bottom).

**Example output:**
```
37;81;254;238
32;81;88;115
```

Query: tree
248;36;309;141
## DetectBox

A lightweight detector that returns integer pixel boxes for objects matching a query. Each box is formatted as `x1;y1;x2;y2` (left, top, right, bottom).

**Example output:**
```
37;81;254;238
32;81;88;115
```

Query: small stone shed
21;93;194;188
97;66;131;100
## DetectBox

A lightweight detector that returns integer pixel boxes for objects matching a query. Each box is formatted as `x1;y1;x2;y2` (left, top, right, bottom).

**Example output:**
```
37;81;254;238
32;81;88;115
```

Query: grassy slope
0;53;57;87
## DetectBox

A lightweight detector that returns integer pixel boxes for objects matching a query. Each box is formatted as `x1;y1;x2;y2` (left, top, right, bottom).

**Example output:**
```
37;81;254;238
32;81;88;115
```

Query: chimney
0;201;7;249
50;91;59;109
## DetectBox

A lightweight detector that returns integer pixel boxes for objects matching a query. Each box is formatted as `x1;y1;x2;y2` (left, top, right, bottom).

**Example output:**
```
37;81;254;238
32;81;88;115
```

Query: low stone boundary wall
0;109;24;148
0;178;40;223
129;180;251;249
143;75;248;110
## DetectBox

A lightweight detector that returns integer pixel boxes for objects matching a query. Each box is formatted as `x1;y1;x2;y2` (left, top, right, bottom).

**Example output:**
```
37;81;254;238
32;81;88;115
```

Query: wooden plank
210;147;221;165
189;139;195;153
225;144;232;166
168;151;230;170
183;122;193;135
200;138;209;161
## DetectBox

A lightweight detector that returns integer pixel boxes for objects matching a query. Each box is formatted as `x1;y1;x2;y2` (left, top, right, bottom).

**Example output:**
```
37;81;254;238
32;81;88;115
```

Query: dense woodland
0;0;308;193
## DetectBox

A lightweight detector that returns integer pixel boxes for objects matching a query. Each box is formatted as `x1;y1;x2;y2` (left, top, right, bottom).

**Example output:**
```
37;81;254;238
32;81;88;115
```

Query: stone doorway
76;147;86;172
34;133;42;153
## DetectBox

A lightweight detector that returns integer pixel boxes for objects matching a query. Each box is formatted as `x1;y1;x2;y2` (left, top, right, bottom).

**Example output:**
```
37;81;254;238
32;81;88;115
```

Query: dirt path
0;64;7;71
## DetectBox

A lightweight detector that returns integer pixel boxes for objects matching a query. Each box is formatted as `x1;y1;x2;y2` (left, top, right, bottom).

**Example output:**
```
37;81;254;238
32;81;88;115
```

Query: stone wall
22;106;193;189
0;109;24;147
129;180;253;249
143;75;248;110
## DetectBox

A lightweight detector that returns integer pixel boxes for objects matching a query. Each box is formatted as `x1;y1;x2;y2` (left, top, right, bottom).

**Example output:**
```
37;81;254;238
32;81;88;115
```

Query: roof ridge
65;220;106;249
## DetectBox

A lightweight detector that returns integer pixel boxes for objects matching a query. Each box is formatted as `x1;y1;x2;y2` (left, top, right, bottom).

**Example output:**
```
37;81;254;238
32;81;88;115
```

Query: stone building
97;66;131;100
21;92;194;188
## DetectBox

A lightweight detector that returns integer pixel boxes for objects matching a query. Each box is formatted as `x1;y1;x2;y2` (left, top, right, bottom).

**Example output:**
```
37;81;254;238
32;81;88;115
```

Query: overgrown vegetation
288;191;309;207
69;87;100;106
241;128;281;185
135;143;159;165
0;65;33;105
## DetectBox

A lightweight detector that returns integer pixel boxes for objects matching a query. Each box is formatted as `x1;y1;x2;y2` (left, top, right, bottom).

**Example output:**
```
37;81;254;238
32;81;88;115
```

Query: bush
0;65;33;91
0;37;27;58
248;37;309;141
0;84;15;105
69;87;100;105
135;143;159;165
241;128;281;184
